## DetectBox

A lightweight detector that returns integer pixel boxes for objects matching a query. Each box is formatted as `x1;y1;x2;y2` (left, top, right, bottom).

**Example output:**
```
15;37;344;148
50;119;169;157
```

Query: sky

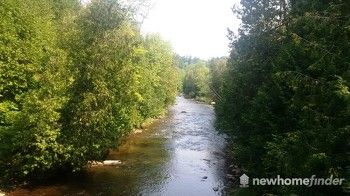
141;0;241;59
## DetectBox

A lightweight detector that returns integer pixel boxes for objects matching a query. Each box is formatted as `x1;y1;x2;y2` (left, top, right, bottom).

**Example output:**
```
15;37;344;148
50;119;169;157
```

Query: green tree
137;35;179;119
182;63;210;99
208;57;227;102
0;0;180;181
0;0;74;179
217;0;350;194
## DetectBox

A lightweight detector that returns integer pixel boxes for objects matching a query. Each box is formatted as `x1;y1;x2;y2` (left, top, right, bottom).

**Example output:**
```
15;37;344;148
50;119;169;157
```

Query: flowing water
9;96;228;196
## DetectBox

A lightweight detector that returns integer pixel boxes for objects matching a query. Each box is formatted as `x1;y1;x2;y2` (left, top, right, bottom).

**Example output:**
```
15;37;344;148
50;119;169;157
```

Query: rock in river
89;160;122;166
103;160;122;165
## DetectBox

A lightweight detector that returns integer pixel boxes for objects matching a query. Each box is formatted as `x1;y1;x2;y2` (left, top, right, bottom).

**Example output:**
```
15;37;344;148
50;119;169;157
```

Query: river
9;96;228;196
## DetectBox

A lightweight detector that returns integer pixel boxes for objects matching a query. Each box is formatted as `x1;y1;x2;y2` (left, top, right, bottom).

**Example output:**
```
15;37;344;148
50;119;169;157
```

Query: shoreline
0;109;171;194
88;108;169;167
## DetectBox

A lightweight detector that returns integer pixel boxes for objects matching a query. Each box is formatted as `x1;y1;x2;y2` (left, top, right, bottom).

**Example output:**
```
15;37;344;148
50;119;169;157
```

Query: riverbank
89;113;168;167
7;97;228;195
182;94;215;105
0;110;169;195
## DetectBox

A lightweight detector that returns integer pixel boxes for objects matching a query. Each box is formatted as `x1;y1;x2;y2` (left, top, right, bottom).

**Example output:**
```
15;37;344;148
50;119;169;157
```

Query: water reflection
9;97;227;196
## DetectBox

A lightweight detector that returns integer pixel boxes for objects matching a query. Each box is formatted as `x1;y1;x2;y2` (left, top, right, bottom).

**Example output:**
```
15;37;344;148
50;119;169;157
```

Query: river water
9;96;228;196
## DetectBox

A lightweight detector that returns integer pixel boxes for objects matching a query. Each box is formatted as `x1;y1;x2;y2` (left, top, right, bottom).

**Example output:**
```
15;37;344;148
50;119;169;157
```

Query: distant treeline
176;55;227;102
215;0;349;195
0;0;180;181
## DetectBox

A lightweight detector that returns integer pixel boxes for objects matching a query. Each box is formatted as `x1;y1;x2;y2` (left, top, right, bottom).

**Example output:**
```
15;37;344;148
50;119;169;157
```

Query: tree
138;35;179;119
217;0;350;194
0;0;180;181
182;63;210;99
0;0;74;179
208;57;227;102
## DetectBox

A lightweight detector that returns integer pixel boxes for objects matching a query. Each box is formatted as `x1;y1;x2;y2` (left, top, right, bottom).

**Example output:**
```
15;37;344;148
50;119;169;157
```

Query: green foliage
137;35;179;119
0;0;71;179
179;56;226;101
0;0;179;181
208;57;227;102
173;55;203;70
217;0;349;194
182;63;210;99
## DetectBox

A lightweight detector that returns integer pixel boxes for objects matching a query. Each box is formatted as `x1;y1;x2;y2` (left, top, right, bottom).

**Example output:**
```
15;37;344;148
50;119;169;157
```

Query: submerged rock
202;158;210;162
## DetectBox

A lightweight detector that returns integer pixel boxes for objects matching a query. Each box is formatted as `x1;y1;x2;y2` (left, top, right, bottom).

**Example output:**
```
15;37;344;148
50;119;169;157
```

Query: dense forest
214;0;350;195
0;0;179;181
0;0;349;195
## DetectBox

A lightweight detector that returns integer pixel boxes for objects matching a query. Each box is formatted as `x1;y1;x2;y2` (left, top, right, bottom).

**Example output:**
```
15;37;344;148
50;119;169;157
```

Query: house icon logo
240;174;249;187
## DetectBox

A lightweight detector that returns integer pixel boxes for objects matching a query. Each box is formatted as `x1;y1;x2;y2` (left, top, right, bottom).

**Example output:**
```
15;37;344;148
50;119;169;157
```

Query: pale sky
141;0;241;59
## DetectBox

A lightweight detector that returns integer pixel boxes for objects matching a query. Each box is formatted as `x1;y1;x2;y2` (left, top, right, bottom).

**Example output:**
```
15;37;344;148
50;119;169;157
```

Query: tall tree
0;0;75;179
0;0;180;181
217;0;349;194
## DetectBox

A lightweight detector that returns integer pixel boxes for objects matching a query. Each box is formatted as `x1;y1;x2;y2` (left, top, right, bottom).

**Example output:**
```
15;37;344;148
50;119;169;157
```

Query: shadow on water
9;96;228;196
